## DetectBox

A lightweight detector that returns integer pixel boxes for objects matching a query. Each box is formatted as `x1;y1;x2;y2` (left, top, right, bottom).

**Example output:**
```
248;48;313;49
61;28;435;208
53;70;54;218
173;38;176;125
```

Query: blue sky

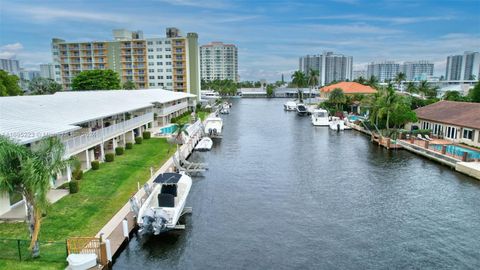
0;0;479;81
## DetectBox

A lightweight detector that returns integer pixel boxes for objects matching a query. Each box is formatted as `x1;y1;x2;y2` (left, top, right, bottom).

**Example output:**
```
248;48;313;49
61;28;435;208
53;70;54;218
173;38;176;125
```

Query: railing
64;113;153;156
0;238;67;262
158;102;188;116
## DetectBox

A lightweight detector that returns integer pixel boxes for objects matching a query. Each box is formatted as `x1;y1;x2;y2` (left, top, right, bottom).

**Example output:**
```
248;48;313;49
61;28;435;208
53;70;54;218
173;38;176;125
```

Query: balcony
63;113;153;156
157;101;188;116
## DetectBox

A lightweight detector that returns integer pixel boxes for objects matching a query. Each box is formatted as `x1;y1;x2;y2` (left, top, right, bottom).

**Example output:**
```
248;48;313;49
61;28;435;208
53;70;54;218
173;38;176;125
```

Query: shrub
135;136;143;144
105;153;115;162
143;131;151;139
147;123;152;128
125;142;133;149
73;169;83;180
115;147;125;155
69;180;80;194
91;160;100;170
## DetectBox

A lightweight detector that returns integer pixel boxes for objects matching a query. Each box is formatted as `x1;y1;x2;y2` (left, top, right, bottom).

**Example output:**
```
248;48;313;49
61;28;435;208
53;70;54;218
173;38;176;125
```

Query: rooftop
415;101;480;130
320;82;377;94
0;89;195;144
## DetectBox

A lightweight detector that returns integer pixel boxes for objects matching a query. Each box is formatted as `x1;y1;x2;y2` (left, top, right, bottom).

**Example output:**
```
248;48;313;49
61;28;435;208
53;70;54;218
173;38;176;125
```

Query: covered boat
311;109;329;126
284;101;297;111
195;137;213;151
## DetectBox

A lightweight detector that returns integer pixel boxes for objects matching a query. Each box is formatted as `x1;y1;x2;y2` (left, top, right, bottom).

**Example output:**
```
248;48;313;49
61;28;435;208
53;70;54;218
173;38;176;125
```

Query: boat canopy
154;173;182;184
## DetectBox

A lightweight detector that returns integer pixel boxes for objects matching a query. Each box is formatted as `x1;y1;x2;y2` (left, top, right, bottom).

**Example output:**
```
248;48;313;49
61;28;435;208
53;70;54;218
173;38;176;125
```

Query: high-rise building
19;69;40;81
446;51;480;80
367;61;400;82
0;58;21;75
353;70;367;80
401;61;434;81
39;63;55;80
51;28;200;97
200;42;238;82
299;52;353;86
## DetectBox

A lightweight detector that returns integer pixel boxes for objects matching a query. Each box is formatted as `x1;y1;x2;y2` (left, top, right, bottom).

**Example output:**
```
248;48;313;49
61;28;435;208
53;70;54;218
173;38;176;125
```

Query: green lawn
175;111;209;125
0;138;172;268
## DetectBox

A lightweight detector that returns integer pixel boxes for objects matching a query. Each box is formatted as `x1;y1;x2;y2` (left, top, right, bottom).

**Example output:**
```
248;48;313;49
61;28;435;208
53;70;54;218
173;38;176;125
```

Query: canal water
114;98;480;269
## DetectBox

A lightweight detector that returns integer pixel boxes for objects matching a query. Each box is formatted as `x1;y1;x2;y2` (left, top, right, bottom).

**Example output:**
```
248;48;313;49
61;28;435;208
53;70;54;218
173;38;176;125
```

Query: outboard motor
140;208;155;234
213;128;217;136
152;209;168;235
337;123;340;132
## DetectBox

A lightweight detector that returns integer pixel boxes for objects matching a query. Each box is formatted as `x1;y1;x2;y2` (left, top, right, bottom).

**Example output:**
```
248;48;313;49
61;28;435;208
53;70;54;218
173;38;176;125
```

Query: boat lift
172;150;208;174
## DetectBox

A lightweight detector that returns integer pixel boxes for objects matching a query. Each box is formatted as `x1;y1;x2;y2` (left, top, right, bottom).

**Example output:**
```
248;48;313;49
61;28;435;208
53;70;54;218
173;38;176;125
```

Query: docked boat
284;101;297;111
195;137;213;151
329;118;345;131
204;117;223;138
220;102;230;114
296;104;308;116
201;90;221;101
311;109;329;126
137;172;192;235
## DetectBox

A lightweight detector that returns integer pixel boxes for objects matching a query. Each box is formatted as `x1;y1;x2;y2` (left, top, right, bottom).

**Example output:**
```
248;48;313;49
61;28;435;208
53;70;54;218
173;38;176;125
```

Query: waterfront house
0;89;195;217
410;101;480;147
319;82;377;99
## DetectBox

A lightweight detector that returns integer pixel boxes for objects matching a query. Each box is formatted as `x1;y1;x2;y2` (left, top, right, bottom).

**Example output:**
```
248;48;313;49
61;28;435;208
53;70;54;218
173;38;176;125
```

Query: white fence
64;113;153;156
158;102;188;116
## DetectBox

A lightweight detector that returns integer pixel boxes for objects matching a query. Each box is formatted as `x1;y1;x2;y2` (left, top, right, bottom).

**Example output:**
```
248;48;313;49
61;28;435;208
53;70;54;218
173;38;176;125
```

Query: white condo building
200;42;238;82
0;58;21;75
40;63;56;80
367;61;400;82
0;89;195;217
401;61;434;81
446;51;480;80
299;52;353;86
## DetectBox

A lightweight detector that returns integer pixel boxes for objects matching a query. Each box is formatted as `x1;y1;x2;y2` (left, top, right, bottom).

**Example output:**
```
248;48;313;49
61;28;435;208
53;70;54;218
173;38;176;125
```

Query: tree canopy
122;80;137;90
202;79;237;96
71;70;121;90
468;81;480;103
0;70;23;96
28;77;62;95
328;88;346;111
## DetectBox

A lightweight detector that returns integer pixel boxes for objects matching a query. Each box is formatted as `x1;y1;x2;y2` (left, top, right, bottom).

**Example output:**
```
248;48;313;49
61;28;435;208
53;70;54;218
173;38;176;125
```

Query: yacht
201;90;221;100
137;172;192;235
204;117;223;138
195;137;213;151
283;101;297;111
296;104;308;116
311;109;329;126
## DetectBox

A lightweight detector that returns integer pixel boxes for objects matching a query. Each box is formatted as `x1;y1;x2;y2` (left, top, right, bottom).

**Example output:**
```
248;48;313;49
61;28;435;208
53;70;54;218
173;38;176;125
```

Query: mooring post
105;238;112;262
122;218;129;240
424;140;429;149
462;152;468;162
441;145;447;154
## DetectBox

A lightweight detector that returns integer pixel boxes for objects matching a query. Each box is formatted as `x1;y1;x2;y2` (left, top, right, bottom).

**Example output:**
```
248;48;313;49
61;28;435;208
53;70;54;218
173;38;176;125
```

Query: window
149;83;155;86
148;62;154;66
148;55;154;59
166;62;171;65
148;48;154;52
463;129;473;140
157;62;163;65
148;69;154;72
157;69;163;72
157;76;163;79
157;55;163;59
446;126;457;139
158;83;164;86
165;55;171;58
147;41;153;45
165;48;171;51
149;76;155;79
156;48;162;52
156;41;162;45
166;69;172;72
165;41;171;44
166;75;172;79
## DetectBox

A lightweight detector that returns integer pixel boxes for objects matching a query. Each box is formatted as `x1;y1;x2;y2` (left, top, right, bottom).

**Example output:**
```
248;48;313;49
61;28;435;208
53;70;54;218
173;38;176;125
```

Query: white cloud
305;14;454;25
0;42;24;59
154;0;232;9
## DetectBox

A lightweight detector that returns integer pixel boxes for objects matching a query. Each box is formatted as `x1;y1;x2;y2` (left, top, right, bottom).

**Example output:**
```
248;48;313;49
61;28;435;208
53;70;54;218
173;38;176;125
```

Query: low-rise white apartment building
0;89;195;216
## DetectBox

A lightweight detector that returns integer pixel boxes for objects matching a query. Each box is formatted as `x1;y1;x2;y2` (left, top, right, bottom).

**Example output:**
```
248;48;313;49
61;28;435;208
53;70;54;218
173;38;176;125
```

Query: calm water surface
115;98;480;269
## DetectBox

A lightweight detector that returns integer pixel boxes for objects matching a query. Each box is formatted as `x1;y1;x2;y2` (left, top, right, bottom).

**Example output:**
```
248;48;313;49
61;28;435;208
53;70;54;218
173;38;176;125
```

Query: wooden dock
347;122;402;150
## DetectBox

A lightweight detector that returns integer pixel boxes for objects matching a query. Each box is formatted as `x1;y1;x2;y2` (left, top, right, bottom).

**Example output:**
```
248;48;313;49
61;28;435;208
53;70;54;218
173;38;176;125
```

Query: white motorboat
204;117;223;138
67;254;97;270
284;101;297;111
329;117;345;131
296;103;308;116
311;109;329;126
201;90;221;100
137;172;192;235
220;102;230;114
195;137;213;151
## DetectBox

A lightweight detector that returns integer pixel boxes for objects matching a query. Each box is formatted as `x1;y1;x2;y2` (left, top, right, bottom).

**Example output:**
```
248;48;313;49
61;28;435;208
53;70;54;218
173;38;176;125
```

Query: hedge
135;136;143;144
91;160;100;170
115;147;125;155
73;169;83;180
142;131;151;139
69;180;80;194
125;142;133;149
105;153;115;162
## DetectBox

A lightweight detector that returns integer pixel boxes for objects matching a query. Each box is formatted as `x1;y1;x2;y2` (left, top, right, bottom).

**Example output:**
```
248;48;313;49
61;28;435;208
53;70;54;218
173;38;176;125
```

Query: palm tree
417;80;438;99
366;75;379;89
395;72;406;91
167;123;190;153
291;71;307;103
377;84;398;131
405;82;417;94
328;88;346;112
307;69;319;103
0;136;69;257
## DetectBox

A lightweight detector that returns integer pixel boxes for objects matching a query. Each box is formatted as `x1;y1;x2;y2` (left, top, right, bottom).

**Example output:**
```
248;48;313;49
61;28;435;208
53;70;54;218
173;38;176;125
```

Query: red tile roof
320;82;377;94
415;101;480;130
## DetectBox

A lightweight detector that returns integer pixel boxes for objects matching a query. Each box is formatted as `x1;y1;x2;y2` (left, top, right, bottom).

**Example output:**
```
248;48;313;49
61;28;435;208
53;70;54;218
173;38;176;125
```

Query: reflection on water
114;98;480;270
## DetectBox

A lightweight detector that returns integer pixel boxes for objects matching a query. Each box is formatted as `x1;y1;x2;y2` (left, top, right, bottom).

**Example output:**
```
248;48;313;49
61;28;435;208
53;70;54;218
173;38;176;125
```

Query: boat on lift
195;137;213;151
137;172;192;235
329;117;345;131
